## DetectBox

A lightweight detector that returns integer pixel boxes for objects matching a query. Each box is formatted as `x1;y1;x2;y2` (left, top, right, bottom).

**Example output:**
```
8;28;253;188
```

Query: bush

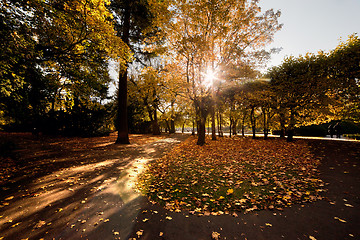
295;125;327;137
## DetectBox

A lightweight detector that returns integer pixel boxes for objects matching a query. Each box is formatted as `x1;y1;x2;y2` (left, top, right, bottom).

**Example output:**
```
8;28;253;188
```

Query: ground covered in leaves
138;136;326;215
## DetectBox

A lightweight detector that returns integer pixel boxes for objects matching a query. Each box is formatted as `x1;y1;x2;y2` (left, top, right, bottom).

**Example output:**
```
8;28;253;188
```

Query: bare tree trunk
197;117;206;145
232;119;237;136
195;98;208;146
116;3;131;144
250;106;256;139
287;108;295;142
211;106;216;140
192;120;195;135
279;109;286;138
241;113;246;137
170;120;175;133
263;109;268;140
152;110;160;135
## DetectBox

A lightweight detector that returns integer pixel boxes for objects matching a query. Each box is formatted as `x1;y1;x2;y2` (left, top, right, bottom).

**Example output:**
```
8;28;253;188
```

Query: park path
0;134;189;240
124;139;360;240
1;134;359;240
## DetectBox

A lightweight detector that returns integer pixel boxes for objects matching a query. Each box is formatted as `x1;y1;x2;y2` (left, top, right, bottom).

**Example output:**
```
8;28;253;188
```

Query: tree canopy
1;0;359;142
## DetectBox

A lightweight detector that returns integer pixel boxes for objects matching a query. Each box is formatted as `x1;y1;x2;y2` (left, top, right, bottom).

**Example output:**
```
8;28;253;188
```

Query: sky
258;0;360;70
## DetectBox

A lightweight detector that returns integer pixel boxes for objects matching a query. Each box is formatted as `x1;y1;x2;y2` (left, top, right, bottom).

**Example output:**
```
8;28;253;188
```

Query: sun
203;69;216;88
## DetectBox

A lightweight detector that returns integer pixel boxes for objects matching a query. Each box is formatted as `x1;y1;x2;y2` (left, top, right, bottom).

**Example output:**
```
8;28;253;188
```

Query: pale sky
259;0;360;70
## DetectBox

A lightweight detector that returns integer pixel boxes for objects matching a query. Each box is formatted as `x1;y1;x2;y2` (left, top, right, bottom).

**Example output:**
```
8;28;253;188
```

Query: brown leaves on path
138;136;325;214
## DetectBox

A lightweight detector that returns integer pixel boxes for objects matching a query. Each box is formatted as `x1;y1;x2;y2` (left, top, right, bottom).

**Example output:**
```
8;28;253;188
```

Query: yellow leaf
227;189;234;195
334;217;347;223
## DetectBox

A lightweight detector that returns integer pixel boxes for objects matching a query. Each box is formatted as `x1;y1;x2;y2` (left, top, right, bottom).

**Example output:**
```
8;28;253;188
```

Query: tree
268;53;333;141
1;0;129;134
328;34;360;122
110;0;170;143
168;0;282;145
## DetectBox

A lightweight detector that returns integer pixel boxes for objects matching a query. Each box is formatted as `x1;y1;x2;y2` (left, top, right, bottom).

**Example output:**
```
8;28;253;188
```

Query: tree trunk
229;117;232;137
287;108;295;142
241;113;246;137
211;106;216;140
116;3;131;144
152;110;161;135
169;101;176;133
195;98;207;146
263;109;268;140
170;120;175;133
197;117;206;145
250;106;256;139
192;120;195;135
232;119;237;136
279;110;286;138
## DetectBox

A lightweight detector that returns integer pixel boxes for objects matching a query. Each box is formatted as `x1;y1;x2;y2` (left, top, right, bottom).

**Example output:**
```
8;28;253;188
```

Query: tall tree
110;0;170;143
1;0;128;133
168;0;282;145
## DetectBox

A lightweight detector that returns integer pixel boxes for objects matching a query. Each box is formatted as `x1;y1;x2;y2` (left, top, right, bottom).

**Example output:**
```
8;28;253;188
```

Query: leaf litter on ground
137;136;325;214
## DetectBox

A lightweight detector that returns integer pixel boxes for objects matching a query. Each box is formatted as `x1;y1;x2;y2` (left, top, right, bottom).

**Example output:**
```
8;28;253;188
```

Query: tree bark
211;106;216;140
170;120;175;133
278;108;286;138
232;119;237;136
192;120;195;135
195;98;207;146
250;106;256;139
263;109;268;139
241;113;246;137
287;108;295;142
152;109;161;135
116;2;131;144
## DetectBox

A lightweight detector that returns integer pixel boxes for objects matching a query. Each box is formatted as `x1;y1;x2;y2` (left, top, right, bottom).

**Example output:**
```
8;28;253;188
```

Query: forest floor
0;132;359;240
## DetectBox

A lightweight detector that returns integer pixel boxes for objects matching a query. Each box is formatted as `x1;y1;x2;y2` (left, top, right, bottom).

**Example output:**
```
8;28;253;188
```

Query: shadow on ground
1;134;359;240
0;133;188;240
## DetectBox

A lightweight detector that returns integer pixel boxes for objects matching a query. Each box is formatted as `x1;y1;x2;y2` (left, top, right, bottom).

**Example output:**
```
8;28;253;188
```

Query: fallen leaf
35;220;46;229
212;231;220;240
136;230;144;237
309;236;317;240
11;222;21;228
165;216;172;220
334;217;347;223
265;223;272;227
227;188;234;195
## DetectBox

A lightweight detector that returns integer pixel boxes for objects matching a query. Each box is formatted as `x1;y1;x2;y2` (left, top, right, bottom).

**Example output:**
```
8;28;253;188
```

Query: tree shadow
0;133;188;240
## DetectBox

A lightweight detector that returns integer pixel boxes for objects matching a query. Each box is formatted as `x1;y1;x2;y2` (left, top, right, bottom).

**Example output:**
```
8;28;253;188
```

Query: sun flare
203;69;216;88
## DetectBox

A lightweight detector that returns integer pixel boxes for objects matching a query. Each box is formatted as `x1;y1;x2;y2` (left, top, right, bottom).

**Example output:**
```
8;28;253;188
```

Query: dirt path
1;135;359;240
0;133;189;240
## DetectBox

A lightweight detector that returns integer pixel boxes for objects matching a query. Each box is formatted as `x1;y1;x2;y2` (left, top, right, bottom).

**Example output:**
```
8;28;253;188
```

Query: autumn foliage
138;136;325;214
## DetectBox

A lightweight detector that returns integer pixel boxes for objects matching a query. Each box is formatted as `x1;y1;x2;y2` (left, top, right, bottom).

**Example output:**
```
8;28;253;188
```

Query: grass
137;136;325;214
